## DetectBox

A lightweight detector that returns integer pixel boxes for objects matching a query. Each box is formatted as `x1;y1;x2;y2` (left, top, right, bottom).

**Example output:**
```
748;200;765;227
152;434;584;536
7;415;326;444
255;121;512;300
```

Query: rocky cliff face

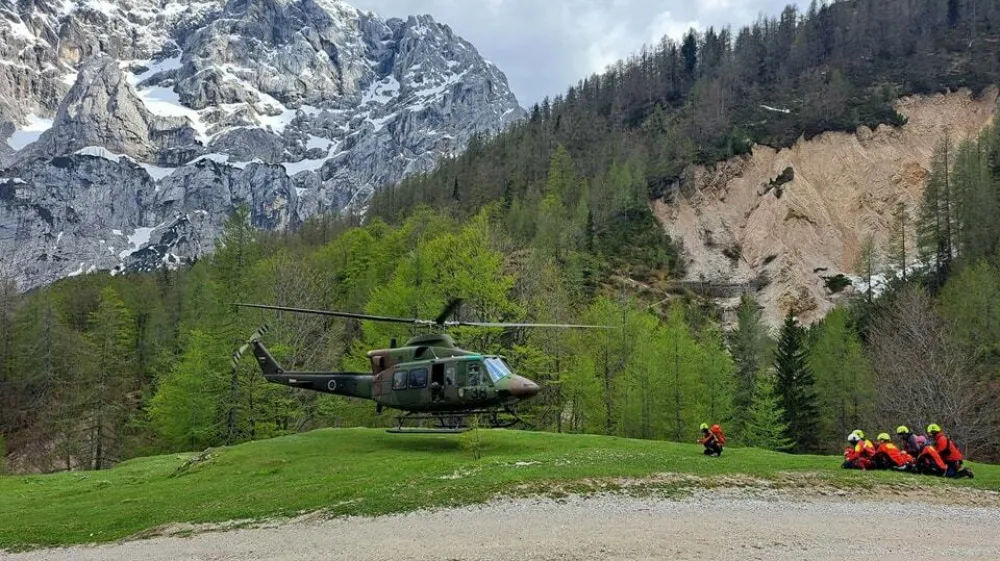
0;0;523;289
654;88;999;328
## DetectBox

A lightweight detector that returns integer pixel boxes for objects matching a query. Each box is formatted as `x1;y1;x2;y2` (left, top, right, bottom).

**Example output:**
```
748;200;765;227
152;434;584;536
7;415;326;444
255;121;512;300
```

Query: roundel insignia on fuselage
327;380;337;392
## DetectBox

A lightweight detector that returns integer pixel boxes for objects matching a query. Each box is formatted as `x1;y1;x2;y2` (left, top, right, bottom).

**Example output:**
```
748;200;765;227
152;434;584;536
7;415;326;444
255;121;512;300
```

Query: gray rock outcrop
0;0;525;290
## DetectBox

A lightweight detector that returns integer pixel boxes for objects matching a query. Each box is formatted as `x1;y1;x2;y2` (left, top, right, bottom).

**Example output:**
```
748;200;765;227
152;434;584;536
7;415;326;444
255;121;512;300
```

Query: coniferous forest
3;0;1000;473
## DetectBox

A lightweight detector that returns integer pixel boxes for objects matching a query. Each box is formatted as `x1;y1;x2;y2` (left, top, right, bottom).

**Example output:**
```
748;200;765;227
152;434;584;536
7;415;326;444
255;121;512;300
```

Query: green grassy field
1;428;997;551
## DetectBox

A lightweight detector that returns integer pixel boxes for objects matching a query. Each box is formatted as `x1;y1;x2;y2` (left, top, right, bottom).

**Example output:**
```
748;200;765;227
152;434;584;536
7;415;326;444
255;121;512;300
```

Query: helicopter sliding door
387;366;429;409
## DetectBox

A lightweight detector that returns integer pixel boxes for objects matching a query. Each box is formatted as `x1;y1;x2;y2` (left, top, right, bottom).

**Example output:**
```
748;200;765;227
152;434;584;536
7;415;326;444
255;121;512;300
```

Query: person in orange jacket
698;423;724;457
915;440;949;476
842;430;875;470
926;424;974;479
872;433;914;471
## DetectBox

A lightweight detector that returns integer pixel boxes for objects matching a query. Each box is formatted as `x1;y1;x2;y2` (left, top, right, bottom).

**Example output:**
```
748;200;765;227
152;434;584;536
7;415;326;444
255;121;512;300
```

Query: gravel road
7;494;1000;561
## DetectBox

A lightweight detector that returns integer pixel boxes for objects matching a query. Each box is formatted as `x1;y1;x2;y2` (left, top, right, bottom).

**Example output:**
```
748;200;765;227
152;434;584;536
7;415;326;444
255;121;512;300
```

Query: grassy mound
1;428;997;550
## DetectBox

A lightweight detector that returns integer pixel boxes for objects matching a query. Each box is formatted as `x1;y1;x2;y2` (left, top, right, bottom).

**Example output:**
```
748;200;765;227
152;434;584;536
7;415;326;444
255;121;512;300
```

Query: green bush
823;274;853;294
458;416;484;460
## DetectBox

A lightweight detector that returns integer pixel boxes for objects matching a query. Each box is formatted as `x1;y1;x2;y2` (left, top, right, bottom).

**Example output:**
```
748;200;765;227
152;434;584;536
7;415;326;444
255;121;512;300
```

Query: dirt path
8;494;1000;561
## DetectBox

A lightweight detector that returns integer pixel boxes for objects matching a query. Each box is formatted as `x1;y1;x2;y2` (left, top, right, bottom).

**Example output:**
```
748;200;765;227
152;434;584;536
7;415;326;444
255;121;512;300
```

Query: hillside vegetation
4;0;1000;473
1;428;997;551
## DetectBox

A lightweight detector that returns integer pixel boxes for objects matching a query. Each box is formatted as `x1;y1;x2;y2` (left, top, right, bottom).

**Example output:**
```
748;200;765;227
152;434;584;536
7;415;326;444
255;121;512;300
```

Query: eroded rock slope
655;88;998;327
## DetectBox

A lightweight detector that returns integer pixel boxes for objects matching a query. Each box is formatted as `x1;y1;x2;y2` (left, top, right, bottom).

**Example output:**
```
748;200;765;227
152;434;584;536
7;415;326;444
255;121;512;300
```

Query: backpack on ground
711;424;726;446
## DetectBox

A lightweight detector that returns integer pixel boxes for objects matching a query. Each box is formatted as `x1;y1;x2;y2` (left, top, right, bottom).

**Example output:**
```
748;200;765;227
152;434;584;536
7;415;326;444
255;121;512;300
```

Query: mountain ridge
0;0;524;289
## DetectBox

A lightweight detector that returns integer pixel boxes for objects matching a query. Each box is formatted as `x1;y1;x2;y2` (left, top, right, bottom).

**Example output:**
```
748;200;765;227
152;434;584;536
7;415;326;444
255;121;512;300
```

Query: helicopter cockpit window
409;368;428;389
484;358;512;383
393;370;408;390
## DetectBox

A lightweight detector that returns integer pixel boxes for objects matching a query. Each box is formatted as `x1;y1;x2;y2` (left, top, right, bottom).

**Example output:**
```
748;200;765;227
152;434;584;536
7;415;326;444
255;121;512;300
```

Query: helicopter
232;300;614;433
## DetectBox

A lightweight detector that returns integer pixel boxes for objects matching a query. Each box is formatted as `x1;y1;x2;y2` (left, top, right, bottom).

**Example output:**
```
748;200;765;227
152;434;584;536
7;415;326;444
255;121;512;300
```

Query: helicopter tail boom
250;340;373;399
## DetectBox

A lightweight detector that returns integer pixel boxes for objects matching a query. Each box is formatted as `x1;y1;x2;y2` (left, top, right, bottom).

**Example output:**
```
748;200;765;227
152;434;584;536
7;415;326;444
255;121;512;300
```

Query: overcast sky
351;0;802;106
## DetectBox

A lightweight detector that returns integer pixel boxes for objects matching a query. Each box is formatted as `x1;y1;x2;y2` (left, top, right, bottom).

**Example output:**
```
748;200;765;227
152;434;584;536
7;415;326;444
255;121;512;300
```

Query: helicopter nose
509;377;540;399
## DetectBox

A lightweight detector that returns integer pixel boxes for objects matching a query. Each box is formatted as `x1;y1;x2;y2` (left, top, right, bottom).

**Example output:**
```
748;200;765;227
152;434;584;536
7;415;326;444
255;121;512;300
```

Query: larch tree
213;204;260;444
888;201;910;281
855;234;880;306
918;135;956;289
83;287;136;470
148;329;229;450
743;372;793;451
808;307;875;450
728;293;772;428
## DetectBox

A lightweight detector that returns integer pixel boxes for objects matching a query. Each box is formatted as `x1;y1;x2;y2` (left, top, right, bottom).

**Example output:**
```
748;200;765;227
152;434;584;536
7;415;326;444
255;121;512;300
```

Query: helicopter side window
409;368;428;389
392;370;408;390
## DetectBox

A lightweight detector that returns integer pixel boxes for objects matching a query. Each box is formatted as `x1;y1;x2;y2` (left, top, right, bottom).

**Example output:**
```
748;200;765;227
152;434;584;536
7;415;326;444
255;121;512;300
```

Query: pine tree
743;372;793;451
773;310;820;453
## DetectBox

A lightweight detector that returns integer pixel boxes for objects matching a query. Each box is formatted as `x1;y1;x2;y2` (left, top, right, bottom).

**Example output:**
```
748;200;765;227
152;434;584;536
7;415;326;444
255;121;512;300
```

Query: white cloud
351;0;802;105
649;11;701;45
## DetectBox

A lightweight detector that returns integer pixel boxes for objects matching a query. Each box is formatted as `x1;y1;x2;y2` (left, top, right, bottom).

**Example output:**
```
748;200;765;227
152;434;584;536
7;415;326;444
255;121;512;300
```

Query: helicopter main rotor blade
233;303;436;326
444;320;617;329
234;304;616;329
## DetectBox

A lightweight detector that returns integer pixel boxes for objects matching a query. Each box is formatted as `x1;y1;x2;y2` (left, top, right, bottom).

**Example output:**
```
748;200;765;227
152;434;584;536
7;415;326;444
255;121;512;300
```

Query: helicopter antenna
435;298;464;326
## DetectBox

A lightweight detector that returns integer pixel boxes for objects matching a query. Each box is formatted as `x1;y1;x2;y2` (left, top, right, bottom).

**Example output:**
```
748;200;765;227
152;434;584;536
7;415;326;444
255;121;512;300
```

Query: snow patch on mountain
0;0;524;290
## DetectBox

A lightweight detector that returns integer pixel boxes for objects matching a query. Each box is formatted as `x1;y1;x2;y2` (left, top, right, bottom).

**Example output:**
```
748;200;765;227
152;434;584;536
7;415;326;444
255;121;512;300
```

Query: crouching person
915;441;949;476
699;423;725;457
872;433;914;471
843;430;875;470
926;424;974;479
895;426;927;457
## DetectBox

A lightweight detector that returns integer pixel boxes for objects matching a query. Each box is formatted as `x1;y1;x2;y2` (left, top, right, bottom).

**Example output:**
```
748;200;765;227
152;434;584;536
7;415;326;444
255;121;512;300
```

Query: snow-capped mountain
0;0;524;289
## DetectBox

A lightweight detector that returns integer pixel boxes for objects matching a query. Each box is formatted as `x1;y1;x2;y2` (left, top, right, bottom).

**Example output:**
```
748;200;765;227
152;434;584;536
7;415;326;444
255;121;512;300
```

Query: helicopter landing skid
385;407;525;434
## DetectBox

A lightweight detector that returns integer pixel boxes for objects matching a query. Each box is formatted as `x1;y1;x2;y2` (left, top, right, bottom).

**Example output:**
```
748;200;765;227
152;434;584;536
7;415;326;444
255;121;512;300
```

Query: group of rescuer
696;421;973;479
842;425;974;478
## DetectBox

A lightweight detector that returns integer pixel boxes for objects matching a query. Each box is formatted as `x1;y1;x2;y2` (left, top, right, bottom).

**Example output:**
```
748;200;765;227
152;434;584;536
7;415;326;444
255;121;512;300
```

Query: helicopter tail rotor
231;324;271;371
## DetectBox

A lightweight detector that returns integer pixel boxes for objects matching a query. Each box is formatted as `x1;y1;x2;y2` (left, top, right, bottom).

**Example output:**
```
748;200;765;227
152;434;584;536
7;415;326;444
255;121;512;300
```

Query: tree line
3;116;1000;471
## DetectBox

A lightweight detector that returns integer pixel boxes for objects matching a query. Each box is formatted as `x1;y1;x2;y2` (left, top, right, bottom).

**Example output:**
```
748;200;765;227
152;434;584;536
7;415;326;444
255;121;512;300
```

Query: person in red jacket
698;423;724;457
926;424;974;479
915;441;948;476
842;430;875;470
872;433;914;471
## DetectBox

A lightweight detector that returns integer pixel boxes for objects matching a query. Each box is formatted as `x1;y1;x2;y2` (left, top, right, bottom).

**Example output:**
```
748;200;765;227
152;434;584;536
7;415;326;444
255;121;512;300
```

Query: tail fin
250;339;284;375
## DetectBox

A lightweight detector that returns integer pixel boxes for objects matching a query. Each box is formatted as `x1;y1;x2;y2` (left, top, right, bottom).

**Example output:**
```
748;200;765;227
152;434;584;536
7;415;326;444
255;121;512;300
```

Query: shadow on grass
372;435;464;453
